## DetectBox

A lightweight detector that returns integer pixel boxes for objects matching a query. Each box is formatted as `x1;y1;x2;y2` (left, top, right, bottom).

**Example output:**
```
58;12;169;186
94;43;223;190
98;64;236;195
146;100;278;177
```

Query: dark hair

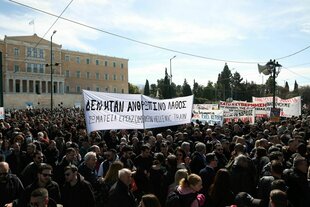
38;163;53;174
66;147;75;154
141;194;161;207
64;164;78;173
205;153;216;165
270;190;287;207
271;179;287;192
209;168;231;205
271;160;283;175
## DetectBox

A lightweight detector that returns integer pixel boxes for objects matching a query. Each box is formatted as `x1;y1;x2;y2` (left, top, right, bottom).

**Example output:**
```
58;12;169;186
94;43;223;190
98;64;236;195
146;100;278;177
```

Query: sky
1;0;310;89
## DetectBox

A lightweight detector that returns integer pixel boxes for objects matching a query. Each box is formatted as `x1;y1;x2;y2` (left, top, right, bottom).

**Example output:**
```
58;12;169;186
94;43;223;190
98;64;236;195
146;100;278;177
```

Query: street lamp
169;55;176;84
45;30;59;116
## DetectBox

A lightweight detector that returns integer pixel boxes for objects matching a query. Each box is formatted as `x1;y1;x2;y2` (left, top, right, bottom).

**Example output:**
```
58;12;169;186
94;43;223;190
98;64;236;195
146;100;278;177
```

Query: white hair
84;151;96;161
118;168;131;178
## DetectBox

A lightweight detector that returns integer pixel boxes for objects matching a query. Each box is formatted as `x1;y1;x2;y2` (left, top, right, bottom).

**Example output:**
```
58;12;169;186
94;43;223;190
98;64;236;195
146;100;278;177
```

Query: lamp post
266;60;282;109
47;30;57;116
169;55;176;84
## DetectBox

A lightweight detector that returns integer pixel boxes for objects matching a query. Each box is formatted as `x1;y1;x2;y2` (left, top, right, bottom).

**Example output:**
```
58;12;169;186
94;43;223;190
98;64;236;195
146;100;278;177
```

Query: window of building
105;61;108;67
113;74;117;80
121;63;124;69
87;87;91;90
86;72;90;79
14;64;19;72
76;57;80;64
66;86;70;93
86;58;90;64
33;64;38;73
113;87;117;93
105;87;109;92
39;64;44;73
96;87;100;92
96;73;100;80
65;70;70;77
113;62;116;68
121;89;124;93
65;55;70;62
121;75;124;81
26;63;31;72
27;48;32;57
96;59;99;65
104;74;109;80
39;49;44;58
33;48;37;58
76;86;81;93
76;71;81;78
14;48;20;56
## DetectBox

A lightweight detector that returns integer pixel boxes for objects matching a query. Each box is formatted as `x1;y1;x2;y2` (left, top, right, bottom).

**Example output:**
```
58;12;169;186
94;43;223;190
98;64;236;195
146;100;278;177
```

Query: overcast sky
1;0;310;89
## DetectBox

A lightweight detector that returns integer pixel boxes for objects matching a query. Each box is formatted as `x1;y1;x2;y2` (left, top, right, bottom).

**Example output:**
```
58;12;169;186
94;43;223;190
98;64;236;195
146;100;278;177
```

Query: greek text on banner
83;90;193;132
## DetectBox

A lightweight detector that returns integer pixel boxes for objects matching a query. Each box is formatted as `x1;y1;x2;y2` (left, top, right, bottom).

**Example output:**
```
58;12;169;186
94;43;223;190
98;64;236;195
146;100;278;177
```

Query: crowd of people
0;107;310;207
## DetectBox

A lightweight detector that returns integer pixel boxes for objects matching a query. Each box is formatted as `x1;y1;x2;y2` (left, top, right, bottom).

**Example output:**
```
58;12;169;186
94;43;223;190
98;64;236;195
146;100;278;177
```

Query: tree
150;84;157;97
293;80;299;95
231;71;243;100
300;86;310;105
279;81;289;98
157;68;172;99
181;79;192;96
144;79;150;96
193;80;205;103
217;63;232;100
128;83;140;94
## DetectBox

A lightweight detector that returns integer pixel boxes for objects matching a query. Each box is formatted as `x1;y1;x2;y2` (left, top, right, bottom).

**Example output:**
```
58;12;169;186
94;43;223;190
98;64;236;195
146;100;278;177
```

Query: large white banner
252;96;301;117
83;90;193;132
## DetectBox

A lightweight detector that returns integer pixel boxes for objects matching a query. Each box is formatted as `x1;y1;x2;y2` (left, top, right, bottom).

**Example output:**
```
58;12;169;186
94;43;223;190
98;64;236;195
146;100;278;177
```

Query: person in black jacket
283;156;310;207
107;168;137;207
61;165;95;207
19;164;60;207
0;161;24;207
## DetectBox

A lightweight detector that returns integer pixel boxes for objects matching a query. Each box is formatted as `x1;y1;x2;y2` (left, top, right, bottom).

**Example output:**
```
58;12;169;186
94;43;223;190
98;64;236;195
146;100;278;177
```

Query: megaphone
258;64;272;75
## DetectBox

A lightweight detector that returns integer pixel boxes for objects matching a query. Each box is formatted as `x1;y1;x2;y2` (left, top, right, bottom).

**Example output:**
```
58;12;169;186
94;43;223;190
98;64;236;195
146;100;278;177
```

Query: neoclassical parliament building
0;34;128;108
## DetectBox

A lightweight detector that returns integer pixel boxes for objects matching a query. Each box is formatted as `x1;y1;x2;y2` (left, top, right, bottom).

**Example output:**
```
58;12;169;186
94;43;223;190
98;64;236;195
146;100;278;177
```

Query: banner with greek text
192;104;223;126
83;90;193;132
252;96;301;117
219;101;257;124
220;101;268;118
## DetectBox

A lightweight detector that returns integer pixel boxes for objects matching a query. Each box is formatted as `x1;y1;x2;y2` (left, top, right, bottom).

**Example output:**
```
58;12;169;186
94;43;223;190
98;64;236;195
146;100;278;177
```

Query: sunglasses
41;173;52;177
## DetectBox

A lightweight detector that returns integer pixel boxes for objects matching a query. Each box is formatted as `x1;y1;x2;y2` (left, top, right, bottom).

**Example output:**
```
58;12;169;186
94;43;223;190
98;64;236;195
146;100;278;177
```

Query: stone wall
4;93;83;109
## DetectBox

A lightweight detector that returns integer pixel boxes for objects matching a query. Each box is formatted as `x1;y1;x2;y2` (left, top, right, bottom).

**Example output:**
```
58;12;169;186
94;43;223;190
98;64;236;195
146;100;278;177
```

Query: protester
107;168;137;207
61;165;95;207
0;161;24;207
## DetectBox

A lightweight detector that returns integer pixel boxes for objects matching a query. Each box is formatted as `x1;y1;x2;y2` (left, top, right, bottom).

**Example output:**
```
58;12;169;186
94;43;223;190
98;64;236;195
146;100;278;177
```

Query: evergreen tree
217;63;232;100
181;79;192;96
157;68;172;99
231;71;243;100
150;84;157;97
144;79;150;96
293;80;299;95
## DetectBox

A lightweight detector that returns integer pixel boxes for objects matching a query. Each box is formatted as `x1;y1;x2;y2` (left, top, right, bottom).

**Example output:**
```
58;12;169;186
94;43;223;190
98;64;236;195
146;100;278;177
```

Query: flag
29;20;34;25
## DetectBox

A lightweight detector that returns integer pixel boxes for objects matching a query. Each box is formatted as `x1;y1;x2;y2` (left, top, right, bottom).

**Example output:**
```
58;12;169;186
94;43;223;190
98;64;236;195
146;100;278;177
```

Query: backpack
166;190;198;207
166;190;181;207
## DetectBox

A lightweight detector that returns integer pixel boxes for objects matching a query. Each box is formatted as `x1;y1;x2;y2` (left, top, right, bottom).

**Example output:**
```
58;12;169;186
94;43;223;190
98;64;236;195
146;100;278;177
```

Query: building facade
0;34;128;108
